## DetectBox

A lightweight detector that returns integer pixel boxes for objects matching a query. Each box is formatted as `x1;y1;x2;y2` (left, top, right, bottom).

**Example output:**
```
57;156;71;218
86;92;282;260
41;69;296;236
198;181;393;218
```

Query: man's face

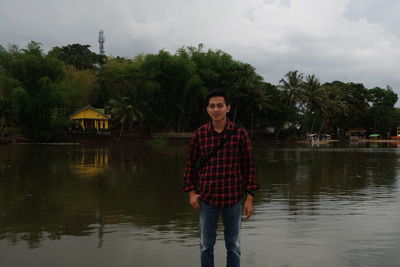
206;96;231;122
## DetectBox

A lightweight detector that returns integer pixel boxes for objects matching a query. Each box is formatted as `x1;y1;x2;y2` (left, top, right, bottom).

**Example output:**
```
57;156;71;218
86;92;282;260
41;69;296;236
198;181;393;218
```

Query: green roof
369;134;381;137
96;108;105;115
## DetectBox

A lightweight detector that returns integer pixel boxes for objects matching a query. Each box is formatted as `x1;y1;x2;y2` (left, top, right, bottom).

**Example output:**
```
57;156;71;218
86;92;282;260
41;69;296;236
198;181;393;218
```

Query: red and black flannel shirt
183;120;259;207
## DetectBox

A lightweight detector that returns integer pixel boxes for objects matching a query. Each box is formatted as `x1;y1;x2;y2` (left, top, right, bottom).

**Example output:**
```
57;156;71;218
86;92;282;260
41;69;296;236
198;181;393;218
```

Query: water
0;144;399;267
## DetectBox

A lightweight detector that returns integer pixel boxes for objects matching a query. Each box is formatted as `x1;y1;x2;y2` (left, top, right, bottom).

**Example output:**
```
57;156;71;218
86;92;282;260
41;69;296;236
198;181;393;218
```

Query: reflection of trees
255;147;398;215
3;145;398;248
99;144;197;230
0;145;109;248
0;144;198;248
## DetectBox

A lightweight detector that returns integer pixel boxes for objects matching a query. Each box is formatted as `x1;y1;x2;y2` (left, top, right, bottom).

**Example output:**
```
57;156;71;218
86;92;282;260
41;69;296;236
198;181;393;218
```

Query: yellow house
70;105;111;130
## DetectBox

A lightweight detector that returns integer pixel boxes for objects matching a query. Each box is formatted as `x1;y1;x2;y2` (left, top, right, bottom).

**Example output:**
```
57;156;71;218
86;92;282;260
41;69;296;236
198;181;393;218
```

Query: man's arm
189;190;201;209
243;194;254;220
182;131;201;208
240;129;259;220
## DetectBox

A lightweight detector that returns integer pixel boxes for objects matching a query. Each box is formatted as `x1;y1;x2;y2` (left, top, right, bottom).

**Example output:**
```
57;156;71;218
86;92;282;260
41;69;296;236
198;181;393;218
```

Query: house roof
69;105;110;119
369;134;381;137
96;108;105;114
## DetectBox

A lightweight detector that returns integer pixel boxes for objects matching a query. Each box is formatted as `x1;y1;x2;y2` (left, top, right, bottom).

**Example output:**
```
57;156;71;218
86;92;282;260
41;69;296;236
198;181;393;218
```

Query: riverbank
3;130;400;146
0;134;28;144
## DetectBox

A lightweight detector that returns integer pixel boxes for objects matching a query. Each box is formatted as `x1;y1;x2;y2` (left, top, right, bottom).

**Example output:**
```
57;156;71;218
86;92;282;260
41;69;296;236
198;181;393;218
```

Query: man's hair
206;88;231;106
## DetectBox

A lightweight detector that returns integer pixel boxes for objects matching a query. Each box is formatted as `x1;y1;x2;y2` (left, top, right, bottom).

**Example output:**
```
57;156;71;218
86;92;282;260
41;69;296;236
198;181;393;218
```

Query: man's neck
212;118;227;133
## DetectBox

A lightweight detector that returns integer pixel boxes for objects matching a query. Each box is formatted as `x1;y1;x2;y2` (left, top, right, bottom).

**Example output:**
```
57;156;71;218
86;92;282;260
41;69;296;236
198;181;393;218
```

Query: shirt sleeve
182;130;200;192
240;129;260;193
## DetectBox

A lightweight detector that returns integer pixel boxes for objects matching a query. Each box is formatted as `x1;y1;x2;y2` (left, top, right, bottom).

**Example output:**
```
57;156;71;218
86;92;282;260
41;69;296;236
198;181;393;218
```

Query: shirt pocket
199;135;218;157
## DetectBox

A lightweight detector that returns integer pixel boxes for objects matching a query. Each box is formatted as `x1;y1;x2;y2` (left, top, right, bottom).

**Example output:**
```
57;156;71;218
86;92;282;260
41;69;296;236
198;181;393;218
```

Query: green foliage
275;72;400;138
0;41;399;141
57;65;99;113
0;42;66;141
48;43;105;70
147;137;168;147
9;51;64;92
366;87;399;134
279;70;304;108
108;96;144;138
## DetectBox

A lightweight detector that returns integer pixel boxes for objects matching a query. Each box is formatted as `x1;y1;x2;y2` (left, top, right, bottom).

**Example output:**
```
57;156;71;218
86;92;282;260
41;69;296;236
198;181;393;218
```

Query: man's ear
226;104;231;113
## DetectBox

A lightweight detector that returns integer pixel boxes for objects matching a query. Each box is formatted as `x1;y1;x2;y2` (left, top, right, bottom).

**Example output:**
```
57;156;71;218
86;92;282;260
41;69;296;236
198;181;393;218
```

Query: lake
0;143;399;267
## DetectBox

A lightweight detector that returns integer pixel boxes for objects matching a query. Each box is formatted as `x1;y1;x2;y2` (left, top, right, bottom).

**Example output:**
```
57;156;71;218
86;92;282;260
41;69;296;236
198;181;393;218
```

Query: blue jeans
199;201;242;267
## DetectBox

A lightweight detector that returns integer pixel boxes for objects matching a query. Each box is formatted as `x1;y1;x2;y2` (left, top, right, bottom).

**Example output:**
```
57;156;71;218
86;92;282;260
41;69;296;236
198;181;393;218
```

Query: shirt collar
207;119;234;133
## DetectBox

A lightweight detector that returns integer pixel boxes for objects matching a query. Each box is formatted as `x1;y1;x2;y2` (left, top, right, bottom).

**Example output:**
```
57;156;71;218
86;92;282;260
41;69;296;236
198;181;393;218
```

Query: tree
317;84;345;135
5;42;65;140
108;97;144;138
176;46;267;129
276;70;305;137
279;70;304;108
0;45;14;71
141;49;202;131
367;86;398;135
48;44;105;70
320;81;370;137
22;41;44;56
0;74;20;132
301;74;325;134
57;65;99;113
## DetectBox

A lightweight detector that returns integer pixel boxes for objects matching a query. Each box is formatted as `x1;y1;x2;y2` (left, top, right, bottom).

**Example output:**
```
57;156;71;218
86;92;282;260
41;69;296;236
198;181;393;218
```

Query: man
183;89;259;267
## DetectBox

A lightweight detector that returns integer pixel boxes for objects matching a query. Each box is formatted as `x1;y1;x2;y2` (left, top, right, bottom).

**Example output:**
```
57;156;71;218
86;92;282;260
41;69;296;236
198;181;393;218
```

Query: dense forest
0;41;399;141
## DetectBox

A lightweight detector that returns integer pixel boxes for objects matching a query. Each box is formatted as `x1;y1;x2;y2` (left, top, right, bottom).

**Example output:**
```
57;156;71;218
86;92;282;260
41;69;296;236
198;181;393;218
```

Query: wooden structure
307;133;319;143
346;128;367;141
70;106;111;130
391;127;400;139
322;134;332;141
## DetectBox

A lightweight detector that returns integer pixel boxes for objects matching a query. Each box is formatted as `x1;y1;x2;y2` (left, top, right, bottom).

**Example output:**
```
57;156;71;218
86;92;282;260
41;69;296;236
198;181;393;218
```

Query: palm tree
275;71;304;138
301;74;325;133
279;70;304;108
318;85;347;136
108;97;143;138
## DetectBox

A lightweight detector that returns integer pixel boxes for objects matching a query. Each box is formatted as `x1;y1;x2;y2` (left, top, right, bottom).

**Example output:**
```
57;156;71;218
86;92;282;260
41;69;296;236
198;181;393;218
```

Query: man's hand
243;194;254;220
189;191;201;209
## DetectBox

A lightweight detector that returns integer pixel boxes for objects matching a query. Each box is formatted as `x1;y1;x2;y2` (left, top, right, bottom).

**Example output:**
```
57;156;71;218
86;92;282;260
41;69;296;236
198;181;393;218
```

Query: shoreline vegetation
1;41;400;144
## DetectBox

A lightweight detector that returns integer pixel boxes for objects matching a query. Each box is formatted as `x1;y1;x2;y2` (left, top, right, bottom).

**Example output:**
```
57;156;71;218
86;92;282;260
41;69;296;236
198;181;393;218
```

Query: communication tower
99;30;105;55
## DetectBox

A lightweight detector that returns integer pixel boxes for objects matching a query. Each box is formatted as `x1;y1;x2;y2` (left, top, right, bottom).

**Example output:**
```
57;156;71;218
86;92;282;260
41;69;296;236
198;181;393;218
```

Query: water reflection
70;147;109;177
0;143;400;266
0;144;197;249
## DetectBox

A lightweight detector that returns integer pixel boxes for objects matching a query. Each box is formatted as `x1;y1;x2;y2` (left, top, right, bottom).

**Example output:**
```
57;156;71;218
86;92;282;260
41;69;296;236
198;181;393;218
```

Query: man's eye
208;104;225;109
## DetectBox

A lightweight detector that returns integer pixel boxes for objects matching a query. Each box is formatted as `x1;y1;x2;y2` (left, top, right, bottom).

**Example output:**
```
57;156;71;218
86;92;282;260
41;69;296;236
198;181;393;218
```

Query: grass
147;137;168;147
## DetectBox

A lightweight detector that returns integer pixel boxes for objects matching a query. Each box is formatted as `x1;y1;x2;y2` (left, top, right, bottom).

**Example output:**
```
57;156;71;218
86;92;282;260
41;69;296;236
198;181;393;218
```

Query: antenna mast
98;30;105;55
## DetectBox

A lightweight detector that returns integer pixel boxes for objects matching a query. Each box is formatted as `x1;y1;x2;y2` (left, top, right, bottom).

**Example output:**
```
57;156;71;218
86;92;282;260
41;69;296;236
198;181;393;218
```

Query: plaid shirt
183;120;259;207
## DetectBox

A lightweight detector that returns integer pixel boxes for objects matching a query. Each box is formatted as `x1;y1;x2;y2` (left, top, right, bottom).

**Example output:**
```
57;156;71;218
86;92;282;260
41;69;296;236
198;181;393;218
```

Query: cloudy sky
1;0;400;94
